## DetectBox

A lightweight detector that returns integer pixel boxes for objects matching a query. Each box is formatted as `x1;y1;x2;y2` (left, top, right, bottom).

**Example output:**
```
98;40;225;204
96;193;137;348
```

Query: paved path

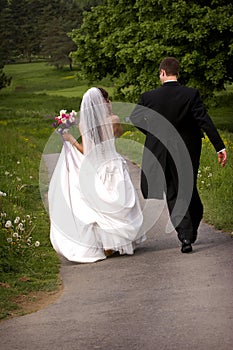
0;158;233;350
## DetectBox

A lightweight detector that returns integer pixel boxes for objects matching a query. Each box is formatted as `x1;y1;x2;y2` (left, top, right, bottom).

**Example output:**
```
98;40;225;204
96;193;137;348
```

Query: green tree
0;0;12;63
0;0;11;89
39;1;81;70
7;0;52;62
71;0;233;101
74;0;103;11
40;18;77;70
3;0;82;63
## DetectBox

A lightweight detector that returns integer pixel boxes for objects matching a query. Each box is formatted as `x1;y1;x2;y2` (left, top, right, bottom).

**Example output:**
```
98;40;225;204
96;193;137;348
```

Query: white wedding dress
48;88;146;263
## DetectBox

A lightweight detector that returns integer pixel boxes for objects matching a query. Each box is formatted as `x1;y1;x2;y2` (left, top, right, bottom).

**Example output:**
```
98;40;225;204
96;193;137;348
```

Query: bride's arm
72;140;83;154
62;133;83;153
111;114;123;138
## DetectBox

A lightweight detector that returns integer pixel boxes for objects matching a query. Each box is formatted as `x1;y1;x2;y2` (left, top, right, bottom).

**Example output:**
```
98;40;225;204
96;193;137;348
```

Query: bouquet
53;109;78;134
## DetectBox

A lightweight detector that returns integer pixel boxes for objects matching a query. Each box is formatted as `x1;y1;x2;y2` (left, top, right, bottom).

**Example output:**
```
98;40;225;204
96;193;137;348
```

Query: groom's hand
218;150;227;167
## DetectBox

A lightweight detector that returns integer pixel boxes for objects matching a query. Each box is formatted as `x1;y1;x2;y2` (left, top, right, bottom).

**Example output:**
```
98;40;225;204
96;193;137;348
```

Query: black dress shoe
181;240;192;253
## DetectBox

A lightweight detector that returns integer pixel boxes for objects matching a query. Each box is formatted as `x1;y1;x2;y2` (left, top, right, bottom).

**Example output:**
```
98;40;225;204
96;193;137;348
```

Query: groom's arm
129;96;148;135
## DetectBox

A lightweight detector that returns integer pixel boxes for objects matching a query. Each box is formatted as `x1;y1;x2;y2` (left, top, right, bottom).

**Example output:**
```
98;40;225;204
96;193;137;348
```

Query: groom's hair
159;57;180;76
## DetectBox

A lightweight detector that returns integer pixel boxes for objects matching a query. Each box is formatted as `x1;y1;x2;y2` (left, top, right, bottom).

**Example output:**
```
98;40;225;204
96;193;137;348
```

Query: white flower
59;109;67;116
70;110;77;118
5;220;12;228
26;215;31;219
16;177;21;181
5;171;10;176
13;232;19;238
7;237;12;243
14;216;20;224
18;223;24;230
0;191;7;197
208;173;213;177
17;161;20;164
1;212;7;217
69;116;76;123
35;241;40;247
61;118;67;124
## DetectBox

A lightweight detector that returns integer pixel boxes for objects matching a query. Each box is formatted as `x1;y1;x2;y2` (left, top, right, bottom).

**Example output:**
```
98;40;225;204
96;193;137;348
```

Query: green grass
198;131;233;231
208;90;233;132
0;62;232;320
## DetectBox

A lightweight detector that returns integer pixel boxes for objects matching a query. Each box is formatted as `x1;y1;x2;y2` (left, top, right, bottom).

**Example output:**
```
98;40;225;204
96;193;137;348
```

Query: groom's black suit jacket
131;81;225;199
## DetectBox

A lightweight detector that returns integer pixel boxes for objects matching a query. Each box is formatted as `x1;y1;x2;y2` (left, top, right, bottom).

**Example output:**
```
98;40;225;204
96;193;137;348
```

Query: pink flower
53;108;78;134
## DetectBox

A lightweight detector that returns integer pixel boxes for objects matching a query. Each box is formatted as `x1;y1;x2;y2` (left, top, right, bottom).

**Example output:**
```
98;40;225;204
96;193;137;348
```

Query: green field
0;62;232;320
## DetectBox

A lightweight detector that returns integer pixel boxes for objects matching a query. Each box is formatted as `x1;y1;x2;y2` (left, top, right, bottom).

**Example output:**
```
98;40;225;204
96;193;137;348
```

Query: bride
48;87;146;263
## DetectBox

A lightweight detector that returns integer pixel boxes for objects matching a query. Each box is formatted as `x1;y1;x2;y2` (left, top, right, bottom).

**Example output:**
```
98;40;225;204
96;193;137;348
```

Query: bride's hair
79;87;114;156
97;87;110;103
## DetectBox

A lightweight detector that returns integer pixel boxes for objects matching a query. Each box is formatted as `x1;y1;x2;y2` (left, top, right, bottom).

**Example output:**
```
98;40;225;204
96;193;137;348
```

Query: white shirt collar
164;79;177;83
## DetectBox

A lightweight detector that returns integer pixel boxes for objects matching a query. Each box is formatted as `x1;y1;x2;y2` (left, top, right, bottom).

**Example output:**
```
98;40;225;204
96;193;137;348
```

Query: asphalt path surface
0;156;233;350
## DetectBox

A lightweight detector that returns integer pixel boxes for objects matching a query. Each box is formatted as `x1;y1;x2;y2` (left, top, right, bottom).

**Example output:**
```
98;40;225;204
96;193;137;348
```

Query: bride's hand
62;133;76;145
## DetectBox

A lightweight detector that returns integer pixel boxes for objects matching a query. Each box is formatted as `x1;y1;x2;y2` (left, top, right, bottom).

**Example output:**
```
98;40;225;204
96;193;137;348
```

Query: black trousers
165;140;203;243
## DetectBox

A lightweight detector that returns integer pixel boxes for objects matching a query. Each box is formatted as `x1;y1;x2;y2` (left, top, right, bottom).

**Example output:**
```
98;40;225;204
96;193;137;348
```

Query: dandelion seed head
5;220;12;228
18;223;24;230
14;217;20;224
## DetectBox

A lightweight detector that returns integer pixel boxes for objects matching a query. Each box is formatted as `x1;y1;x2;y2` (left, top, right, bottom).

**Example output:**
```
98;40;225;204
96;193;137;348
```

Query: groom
130;57;227;253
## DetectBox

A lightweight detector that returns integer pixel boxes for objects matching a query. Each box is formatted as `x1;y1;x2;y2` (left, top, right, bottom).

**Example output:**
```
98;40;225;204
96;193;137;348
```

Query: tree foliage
0;0;103;90
0;0;103;89
0;0;87;64
71;0;233;101
40;18;77;70
0;0;11;89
